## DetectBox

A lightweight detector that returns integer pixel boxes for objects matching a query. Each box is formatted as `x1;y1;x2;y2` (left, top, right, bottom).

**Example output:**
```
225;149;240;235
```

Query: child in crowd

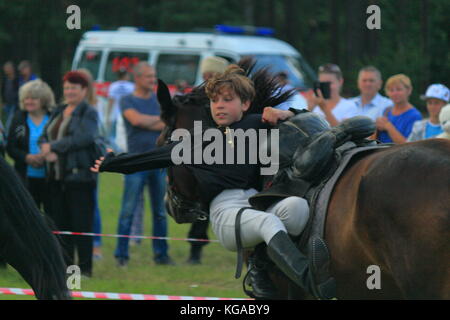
408;84;449;141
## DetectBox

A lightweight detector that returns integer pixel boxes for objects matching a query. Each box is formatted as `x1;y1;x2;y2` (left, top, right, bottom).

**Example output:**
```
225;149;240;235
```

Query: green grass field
0;171;246;300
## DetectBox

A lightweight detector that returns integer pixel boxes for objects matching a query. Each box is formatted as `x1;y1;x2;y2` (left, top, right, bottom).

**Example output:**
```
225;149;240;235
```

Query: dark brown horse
325;139;450;299
157;74;450;300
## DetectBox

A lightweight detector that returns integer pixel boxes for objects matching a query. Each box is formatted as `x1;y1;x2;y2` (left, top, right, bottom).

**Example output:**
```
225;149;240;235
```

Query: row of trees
0;0;448;111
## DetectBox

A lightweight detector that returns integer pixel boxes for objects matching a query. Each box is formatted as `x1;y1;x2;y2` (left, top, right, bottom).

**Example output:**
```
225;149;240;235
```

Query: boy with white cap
407;83;449;141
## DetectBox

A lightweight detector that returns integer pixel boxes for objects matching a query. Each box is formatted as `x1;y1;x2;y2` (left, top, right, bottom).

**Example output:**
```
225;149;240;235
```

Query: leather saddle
248;112;380;299
250;112;376;210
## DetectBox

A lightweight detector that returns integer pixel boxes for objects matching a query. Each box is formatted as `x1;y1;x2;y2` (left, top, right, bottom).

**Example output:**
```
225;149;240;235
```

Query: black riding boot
246;244;279;299
266;231;336;300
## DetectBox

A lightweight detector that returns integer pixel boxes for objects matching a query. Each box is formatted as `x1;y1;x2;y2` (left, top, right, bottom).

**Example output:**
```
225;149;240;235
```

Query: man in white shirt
350;66;392;121
107;69;135;152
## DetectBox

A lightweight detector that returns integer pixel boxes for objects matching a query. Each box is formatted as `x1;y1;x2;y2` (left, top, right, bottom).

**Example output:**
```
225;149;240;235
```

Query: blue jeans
115;169;168;261
93;186;102;248
130;193;145;242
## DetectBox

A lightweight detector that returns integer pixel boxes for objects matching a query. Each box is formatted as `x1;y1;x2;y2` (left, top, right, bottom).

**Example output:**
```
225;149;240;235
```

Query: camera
313;81;331;99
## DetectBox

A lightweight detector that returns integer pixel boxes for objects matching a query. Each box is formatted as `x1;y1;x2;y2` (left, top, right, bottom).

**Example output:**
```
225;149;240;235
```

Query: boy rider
92;65;335;299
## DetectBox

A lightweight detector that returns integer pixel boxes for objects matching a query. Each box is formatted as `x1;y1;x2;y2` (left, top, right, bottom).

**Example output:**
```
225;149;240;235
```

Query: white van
72;26;316;98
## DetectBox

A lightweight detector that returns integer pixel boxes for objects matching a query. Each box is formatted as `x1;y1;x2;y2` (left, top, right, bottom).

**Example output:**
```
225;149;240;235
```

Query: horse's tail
0;157;70;299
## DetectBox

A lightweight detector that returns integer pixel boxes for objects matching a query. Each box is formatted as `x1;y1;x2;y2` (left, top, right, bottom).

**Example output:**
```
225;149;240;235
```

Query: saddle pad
299;143;392;252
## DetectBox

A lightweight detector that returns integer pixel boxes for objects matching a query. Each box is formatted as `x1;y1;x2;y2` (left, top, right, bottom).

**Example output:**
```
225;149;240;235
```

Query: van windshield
246;54;316;90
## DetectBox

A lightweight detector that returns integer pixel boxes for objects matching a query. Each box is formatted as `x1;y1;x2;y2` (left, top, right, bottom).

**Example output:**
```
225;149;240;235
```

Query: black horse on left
0;156;71;299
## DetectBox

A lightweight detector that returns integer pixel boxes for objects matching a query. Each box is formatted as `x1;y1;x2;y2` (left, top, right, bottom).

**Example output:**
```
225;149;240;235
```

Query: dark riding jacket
100;114;272;207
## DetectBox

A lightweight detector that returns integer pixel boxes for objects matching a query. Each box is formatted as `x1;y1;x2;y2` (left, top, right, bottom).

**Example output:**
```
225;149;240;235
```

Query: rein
162;104;211;223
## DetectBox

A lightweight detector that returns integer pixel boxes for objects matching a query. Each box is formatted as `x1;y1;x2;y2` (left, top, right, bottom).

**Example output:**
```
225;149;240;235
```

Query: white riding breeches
209;188;310;252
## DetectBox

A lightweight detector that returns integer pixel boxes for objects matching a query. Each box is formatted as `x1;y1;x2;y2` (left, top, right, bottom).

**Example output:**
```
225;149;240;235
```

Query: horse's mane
173;85;210;110
0;157;69;299
172;57;296;114
239;57;297;114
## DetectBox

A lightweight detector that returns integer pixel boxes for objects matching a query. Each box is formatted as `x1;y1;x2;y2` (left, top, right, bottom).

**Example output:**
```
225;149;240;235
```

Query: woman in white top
308;63;358;126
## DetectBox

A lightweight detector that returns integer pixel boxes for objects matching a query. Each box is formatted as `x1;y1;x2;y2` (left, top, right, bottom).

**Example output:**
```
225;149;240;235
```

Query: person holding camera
307;63;358;127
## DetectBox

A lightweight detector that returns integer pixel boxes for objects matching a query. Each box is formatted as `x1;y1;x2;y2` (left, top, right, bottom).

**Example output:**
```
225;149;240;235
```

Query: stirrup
242;267;257;299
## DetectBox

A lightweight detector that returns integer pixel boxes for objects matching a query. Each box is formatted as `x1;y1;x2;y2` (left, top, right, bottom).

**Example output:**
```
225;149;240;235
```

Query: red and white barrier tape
0;287;250;300
52;231;219;243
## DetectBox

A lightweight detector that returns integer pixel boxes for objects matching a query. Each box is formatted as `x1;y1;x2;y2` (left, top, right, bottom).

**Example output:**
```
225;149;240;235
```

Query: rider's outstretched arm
99;142;178;174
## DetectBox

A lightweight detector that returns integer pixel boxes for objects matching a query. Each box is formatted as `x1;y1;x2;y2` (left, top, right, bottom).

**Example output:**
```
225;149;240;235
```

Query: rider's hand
90;148;114;173
262;107;292;125
90;157;105;173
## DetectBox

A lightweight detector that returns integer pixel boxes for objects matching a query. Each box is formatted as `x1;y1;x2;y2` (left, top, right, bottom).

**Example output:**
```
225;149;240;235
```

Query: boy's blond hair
205;65;255;103
385;74;413;92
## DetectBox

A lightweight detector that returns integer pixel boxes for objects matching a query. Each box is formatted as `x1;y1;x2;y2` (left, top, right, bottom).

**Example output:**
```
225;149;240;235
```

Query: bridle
161;104;210;223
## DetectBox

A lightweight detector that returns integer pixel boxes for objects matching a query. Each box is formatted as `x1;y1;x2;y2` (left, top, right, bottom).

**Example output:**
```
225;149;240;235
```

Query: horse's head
157;79;211;147
157;79;211;222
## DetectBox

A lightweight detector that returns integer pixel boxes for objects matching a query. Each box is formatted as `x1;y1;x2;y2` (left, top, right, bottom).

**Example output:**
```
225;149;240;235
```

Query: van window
78;50;102;79
105;51;149;82
156;54;200;86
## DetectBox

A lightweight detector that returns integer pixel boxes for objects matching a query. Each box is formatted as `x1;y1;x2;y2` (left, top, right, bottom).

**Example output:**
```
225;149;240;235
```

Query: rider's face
210;87;250;127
